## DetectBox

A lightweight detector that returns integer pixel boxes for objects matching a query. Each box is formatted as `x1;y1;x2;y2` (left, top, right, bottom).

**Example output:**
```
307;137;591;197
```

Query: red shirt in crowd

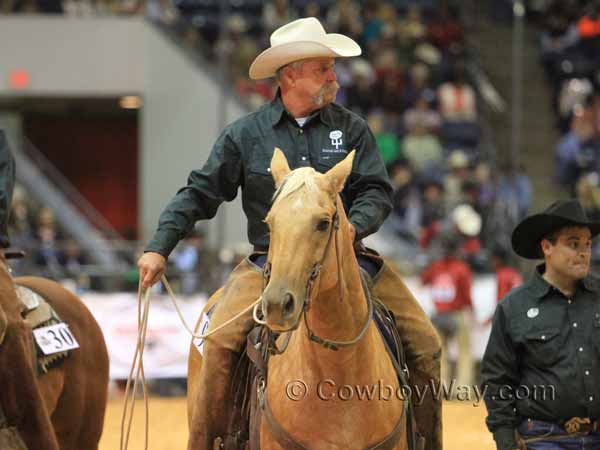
496;265;523;302
421;257;472;314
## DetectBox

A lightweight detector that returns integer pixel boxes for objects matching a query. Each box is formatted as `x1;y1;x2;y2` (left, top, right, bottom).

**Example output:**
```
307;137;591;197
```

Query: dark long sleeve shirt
0;131;15;248
481;265;600;450
146;92;393;257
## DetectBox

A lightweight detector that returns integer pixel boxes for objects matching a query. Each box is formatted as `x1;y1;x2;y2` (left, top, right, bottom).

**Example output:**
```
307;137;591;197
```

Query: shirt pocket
317;149;350;170
524;328;562;367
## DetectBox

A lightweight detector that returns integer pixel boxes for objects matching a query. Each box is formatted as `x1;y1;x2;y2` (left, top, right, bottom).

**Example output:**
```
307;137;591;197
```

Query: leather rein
250;204;407;450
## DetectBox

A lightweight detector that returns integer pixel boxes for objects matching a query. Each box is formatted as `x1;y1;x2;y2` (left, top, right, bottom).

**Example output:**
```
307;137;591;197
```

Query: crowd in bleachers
537;2;600;188
534;0;600;261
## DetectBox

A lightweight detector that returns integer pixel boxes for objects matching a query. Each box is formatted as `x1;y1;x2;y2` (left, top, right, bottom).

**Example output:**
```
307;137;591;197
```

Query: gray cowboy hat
511;199;600;259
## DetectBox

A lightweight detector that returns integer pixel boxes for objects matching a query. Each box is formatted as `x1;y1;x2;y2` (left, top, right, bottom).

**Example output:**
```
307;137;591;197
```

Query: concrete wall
0;16;248;249
141;25;247;250
0;16;144;96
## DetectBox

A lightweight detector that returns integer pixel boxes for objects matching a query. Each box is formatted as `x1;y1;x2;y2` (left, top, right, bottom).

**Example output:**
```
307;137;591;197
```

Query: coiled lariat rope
119;275;261;450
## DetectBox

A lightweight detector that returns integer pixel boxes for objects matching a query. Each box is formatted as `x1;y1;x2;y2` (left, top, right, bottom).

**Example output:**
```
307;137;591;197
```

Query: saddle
219;299;424;450
16;285;71;374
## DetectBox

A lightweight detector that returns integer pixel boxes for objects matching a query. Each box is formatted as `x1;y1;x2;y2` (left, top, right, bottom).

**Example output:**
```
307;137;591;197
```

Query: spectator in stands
422;232;473;387
419;178;446;250
172;229;206;295
0;131;15;254
557;111;596;189
262;0;297;34
387;158;421;252
444;150;471;209
146;0;180;26
496;164;533;220
344;58;376;117
403;93;441;135
491;244;522;302
33;222;62;278
373;49;406;115
401;122;444;172
576;171;600;220
397;5;426;48
58;238;88;290
368;111;400;164
577;1;600;40
427;5;464;51
438;59;477;123
474;161;495;212
325;0;362;40
402;62;436;110
216;15;260;84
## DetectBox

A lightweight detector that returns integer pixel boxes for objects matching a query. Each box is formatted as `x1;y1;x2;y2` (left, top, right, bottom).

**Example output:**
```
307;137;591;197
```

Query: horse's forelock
266;168;322;223
271;168;320;205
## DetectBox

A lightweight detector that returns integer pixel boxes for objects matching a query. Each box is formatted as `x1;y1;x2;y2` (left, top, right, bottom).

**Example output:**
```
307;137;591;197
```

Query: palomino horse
0;261;109;450
189;149;407;450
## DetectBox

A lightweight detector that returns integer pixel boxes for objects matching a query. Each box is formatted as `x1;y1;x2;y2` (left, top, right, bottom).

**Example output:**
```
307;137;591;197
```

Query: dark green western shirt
0;131;15;248
146;93;393;257
482;265;600;450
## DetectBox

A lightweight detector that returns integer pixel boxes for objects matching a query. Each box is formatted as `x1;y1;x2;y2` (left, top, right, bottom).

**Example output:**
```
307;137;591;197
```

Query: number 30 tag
33;323;80;355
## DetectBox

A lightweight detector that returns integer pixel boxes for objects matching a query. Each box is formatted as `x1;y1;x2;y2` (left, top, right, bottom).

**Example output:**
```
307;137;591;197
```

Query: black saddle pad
373;301;404;372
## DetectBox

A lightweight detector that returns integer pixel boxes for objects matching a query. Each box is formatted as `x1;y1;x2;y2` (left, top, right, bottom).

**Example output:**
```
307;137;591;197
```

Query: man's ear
324;150;356;193
271;147;291;188
540;239;553;257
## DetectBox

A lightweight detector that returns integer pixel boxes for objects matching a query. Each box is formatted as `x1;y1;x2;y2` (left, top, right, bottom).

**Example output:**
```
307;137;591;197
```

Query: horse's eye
316;220;330;232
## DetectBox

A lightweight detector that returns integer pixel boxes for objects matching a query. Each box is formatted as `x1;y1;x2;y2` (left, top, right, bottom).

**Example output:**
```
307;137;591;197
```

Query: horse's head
261;148;355;332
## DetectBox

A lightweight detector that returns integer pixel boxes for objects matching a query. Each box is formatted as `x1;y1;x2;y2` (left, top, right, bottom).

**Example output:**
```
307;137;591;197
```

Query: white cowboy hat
249;17;361;80
452;204;482;237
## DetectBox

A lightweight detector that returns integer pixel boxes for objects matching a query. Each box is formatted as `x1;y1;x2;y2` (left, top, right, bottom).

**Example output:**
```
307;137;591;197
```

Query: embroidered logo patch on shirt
527;307;539;318
321;130;347;160
329;130;343;149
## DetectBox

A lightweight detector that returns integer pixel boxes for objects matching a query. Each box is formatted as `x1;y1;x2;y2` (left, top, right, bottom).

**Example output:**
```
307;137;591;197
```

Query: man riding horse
138;17;442;450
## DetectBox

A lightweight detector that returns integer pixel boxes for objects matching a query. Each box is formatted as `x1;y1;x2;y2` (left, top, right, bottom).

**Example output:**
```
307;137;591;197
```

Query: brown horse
0;261;109;450
188;149;407;450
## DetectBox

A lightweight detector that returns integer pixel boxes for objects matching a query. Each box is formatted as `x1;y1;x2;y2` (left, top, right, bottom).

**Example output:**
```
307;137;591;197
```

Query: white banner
80;291;207;379
78;275;498;379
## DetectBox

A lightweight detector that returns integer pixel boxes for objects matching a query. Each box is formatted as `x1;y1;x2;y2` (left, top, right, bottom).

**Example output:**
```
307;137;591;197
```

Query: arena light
119;95;142;109
9;70;30;90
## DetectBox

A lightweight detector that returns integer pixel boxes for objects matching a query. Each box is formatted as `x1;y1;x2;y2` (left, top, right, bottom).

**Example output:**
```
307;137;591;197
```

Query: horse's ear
271;147;291;188
325;150;356;193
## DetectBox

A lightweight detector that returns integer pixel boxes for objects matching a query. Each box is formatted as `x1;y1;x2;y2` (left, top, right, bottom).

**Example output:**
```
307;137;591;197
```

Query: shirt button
301;156;307;161
541;335;546;340
590;396;594;401
573;322;578;328
568;300;572;304
267;168;271;172
579;347;584;352
298;129;303;134
586;370;590;376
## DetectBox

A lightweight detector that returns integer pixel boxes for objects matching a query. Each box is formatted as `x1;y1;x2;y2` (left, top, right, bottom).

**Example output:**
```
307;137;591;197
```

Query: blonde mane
266;167;321;219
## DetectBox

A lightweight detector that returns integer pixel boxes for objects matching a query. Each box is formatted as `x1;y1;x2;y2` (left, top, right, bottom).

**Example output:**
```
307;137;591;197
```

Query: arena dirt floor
99;397;495;449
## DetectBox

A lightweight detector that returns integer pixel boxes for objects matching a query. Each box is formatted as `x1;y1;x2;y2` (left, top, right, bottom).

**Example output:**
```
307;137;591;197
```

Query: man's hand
138;252;166;290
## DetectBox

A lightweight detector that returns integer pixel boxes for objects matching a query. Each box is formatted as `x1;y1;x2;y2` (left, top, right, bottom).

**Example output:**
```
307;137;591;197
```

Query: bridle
255;201;373;353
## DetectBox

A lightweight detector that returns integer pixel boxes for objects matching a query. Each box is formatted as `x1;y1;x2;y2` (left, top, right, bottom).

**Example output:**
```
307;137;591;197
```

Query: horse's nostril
282;293;295;318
